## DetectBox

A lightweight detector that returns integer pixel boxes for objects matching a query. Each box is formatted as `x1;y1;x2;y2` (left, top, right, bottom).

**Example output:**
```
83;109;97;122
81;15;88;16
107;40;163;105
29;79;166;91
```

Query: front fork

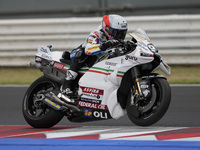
131;67;143;97
130;67;151;106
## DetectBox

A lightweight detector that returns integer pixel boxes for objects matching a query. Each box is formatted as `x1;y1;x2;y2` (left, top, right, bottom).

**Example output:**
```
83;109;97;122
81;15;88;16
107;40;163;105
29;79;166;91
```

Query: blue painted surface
0;139;200;150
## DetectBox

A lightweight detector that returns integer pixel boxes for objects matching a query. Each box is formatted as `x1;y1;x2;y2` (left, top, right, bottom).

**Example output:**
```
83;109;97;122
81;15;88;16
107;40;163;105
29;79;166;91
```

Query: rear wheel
126;78;171;126
22;76;64;128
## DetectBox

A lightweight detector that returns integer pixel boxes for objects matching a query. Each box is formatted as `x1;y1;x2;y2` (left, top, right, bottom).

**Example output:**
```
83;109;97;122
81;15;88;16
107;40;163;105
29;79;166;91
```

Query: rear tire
126;78;171;126
22;76;64;128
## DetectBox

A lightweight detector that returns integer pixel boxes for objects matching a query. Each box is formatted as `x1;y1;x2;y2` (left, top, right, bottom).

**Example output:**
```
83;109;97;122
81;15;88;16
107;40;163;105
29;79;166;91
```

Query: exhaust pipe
50;92;80;112
30;61;42;70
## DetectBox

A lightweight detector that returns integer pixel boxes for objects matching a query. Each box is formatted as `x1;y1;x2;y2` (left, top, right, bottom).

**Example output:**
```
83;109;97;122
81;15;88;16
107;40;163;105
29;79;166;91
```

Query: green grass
0;65;200;85
157;65;200;84
0;67;42;85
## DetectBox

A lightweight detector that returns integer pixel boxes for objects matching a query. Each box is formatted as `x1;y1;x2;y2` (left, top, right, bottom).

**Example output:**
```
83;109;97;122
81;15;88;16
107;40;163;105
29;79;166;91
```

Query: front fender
140;73;167;80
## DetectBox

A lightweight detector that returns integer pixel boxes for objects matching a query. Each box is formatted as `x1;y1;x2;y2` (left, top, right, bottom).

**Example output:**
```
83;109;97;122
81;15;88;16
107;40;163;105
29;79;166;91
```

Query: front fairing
129;28;170;75
127;28;155;65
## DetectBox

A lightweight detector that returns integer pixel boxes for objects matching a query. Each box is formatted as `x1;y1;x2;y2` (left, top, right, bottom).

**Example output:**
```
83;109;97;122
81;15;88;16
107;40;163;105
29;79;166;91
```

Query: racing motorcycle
22;28;171;128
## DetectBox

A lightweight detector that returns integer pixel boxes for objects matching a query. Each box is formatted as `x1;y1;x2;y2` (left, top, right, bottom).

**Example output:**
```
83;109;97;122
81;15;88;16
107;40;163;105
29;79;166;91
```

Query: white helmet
102;14;128;41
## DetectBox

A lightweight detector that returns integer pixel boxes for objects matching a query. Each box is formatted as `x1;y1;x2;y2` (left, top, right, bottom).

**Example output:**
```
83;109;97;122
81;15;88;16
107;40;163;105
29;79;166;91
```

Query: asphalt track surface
1;85;200;150
0;85;200;127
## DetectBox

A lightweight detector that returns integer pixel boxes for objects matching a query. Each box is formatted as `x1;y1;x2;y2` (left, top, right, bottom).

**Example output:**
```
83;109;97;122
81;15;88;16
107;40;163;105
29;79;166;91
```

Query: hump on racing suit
83;25;107;56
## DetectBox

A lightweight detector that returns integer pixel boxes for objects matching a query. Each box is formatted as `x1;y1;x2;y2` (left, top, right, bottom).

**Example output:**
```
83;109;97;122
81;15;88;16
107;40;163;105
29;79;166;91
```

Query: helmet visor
107;27;127;40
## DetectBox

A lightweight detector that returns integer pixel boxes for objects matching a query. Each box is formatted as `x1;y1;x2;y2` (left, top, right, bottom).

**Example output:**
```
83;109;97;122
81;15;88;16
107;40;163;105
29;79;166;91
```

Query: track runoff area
1;125;200;149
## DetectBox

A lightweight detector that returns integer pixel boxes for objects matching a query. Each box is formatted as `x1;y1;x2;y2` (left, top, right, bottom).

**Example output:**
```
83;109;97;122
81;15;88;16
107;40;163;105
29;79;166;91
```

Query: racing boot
61;70;78;98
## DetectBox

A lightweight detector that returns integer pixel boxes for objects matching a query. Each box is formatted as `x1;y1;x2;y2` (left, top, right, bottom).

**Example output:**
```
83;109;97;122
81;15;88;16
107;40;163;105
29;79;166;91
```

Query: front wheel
22;76;64;128
126;78;171;126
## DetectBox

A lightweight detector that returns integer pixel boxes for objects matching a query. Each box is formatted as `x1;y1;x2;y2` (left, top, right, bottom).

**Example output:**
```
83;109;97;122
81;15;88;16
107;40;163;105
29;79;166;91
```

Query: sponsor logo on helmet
121;22;127;28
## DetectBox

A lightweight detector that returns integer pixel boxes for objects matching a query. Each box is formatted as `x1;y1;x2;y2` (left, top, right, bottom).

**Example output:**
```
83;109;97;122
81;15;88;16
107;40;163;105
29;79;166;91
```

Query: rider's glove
99;40;119;51
125;41;136;51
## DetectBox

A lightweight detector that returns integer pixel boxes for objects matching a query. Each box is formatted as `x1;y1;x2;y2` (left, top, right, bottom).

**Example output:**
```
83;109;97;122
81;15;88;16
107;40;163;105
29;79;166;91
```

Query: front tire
22;76;64;128
126;78;171;126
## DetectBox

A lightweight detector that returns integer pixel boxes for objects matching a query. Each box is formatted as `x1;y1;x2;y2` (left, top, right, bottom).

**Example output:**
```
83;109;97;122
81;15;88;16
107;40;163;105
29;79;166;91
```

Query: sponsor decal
129;33;143;41
85;51;91;55
93;38;99;44
93;31;99;38
84;108;93;118
80;86;104;95
35;57;42;62
87;39;93;44
44;98;61;110
40;47;48;53
53;62;64;69
140;52;154;57
121;22;127;28
83;108;108;119
93;111;108;119
147;43;156;51
138;41;148;50
144;113;154;120
80;97;102;104
78;101;108;110
125;55;137;61
105;61;117;66
41;54;52;60
87;45;100;51
82;93;101;99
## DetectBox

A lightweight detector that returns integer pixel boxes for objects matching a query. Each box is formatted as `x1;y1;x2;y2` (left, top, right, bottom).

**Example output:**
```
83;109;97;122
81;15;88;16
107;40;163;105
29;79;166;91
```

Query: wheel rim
131;81;162;119
26;81;56;118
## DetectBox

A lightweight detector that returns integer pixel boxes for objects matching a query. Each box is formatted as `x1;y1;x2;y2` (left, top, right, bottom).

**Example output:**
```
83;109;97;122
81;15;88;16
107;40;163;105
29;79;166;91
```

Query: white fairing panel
36;46;63;62
79;56;132;119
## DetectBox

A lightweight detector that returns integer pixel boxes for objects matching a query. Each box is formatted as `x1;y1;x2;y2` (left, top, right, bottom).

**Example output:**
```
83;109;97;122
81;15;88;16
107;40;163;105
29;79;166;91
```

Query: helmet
102;14;127;41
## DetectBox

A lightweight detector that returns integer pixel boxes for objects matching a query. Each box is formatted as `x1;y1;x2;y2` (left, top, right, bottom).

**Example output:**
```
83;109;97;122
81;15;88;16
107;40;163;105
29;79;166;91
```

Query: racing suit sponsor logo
93;31;99;38
78;101;108;110
87;45;100;51
87;39;93;44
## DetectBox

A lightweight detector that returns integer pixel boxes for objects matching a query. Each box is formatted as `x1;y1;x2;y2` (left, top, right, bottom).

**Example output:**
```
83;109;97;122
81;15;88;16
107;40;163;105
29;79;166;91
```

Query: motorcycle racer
61;14;128;97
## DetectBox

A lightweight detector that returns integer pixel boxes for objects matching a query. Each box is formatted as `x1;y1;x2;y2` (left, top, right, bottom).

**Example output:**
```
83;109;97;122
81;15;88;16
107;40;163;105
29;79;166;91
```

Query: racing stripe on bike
88;67;114;75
